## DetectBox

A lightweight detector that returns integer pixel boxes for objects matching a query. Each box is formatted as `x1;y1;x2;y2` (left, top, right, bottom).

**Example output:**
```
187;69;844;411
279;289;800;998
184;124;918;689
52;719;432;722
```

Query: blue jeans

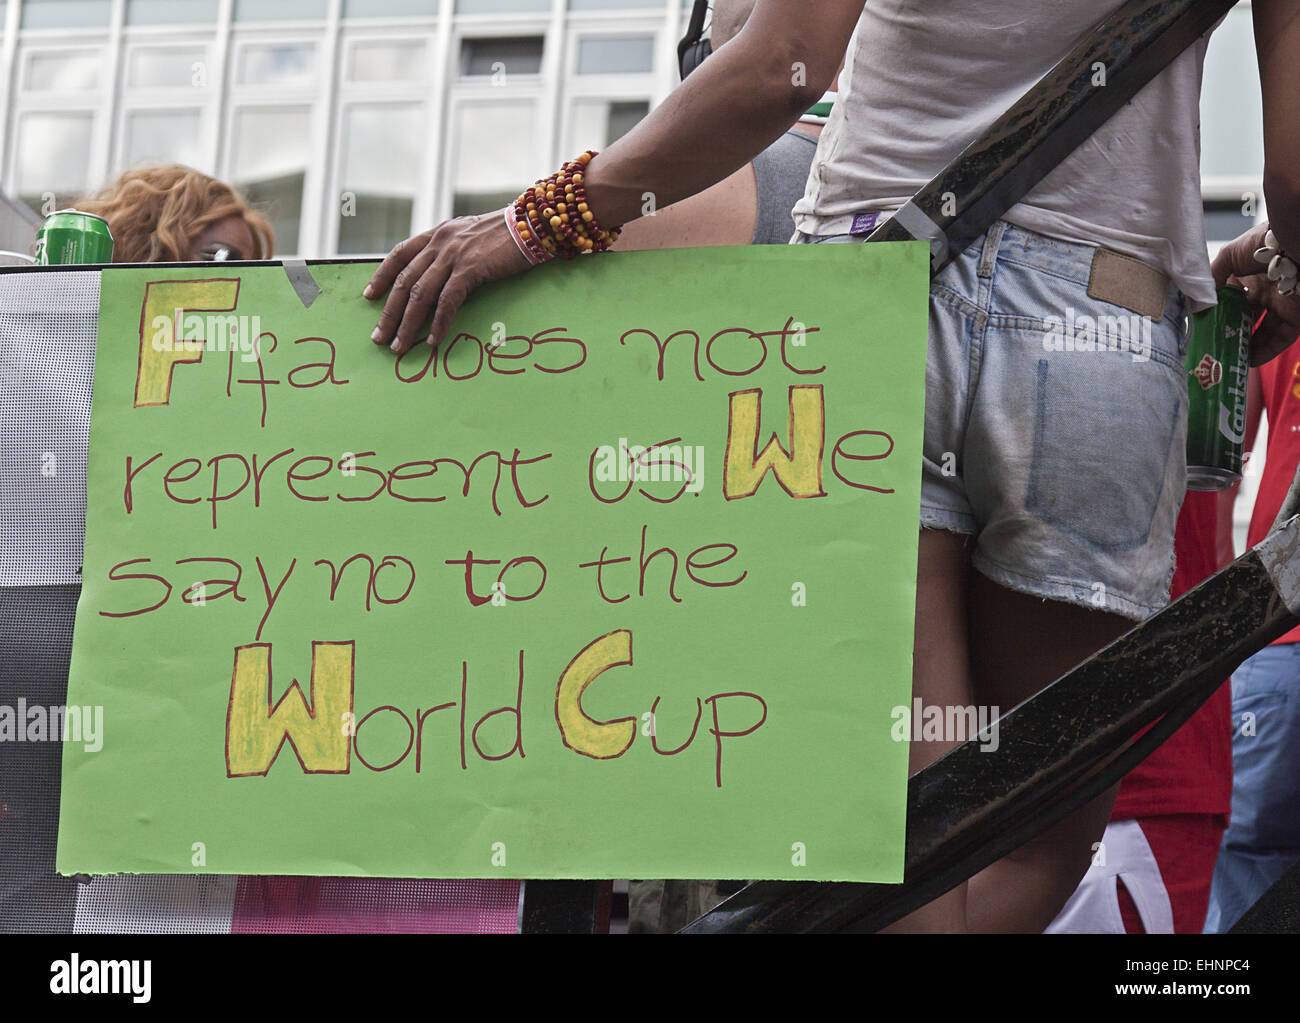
1203;644;1300;932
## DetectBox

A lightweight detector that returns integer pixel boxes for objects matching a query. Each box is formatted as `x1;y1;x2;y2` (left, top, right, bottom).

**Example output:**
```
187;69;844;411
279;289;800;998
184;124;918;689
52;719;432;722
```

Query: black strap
865;0;1236;275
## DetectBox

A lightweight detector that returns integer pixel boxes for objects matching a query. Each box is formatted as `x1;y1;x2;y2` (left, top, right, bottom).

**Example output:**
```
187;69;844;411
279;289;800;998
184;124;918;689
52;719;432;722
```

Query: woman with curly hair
73;164;273;263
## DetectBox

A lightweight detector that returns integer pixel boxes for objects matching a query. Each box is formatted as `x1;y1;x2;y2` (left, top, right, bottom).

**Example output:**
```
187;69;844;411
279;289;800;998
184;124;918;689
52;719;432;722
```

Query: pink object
230;877;521;934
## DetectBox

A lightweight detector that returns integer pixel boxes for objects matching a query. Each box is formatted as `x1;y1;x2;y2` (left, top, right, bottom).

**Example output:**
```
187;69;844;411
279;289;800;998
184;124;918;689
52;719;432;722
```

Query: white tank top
791;0;1217;308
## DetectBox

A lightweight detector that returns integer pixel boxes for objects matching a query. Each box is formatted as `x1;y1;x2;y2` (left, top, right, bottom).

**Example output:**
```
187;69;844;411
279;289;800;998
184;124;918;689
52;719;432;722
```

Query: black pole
682;514;1300;933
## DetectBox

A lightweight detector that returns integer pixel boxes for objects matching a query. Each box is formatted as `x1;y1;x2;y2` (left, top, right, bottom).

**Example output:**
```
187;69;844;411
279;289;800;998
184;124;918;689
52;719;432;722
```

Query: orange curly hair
75;165;274;262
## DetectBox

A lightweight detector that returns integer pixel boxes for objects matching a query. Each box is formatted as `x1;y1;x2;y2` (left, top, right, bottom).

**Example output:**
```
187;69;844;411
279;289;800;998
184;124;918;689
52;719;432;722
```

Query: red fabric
1108;339;1300;911
1247;338;1300;644
1116;876;1141;933
1116;813;1228;934
1111;490;1233;819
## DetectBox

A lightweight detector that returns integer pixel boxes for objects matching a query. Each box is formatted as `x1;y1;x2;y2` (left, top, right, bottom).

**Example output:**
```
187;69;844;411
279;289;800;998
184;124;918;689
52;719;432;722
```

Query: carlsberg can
1186;284;1250;491
34;209;114;265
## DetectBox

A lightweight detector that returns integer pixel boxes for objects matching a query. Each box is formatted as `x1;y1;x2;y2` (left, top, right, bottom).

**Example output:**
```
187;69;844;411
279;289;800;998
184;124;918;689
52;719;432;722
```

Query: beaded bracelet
509;151;621;263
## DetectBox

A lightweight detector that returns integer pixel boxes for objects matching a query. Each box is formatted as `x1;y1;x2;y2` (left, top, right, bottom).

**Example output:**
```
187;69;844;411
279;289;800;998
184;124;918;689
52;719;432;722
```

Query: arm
579;5;855;227
365;0;864;352
612;164;758;251
1212;2;1300;364
1255;0;1300;256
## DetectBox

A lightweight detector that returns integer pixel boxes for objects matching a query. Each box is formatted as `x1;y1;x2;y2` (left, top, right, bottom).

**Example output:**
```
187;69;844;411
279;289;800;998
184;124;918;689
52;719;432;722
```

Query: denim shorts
795;220;1190;621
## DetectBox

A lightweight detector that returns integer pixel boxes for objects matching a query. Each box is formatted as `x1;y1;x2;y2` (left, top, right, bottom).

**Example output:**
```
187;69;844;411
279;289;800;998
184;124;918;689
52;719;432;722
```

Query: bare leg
963;573;1132;932
883;543;1135;932
878;528;976;933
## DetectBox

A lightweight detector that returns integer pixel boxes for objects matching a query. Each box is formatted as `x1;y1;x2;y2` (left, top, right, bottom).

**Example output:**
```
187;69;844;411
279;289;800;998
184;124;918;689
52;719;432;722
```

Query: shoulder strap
864;0;1235;275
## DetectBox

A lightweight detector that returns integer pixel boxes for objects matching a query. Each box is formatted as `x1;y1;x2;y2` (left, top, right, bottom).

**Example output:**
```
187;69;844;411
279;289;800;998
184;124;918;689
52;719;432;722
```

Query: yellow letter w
724;385;827;500
226;641;354;777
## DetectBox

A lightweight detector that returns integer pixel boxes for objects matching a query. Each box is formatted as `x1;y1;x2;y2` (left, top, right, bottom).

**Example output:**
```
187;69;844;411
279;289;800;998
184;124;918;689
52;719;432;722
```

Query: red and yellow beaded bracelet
505;151;621;264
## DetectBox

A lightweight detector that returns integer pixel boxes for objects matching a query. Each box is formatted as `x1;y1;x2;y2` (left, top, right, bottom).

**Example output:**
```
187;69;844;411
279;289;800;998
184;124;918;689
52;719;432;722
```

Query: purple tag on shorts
850;211;881;236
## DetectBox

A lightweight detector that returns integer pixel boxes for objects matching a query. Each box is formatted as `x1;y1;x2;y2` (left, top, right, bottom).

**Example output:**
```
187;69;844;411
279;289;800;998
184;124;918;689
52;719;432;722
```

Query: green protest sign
57;244;928;881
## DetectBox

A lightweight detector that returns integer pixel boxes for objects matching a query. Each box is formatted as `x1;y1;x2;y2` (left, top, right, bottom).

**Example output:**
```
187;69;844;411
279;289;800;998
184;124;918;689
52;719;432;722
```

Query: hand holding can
1186;285;1251;491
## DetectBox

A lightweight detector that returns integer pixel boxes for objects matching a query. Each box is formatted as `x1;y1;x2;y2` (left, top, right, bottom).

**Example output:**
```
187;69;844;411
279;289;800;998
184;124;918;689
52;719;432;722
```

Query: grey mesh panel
0;583;81;933
0;270;98;587
73;876;238;934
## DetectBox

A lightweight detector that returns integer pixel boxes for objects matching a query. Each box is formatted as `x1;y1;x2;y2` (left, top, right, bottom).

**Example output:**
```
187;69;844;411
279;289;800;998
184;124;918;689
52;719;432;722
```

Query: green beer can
1186;284;1251;491
34;208;114;265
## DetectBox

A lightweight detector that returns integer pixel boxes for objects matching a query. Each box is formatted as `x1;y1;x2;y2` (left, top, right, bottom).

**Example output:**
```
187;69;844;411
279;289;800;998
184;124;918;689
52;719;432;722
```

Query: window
238;44;319;86
606;100;648;143
452;101;542;217
234;0;329;20
24;52;101;92
20;0;113;29
128;47;210;89
231;107;313;254
126;0;221;25
576;35;655;74
1200;4;1263;187
123;111;203;171
459;37;544;78
15;112;97;212
343;0;438;15
348;40;427;82
338;104;422;254
1204;199;1258;245
455;0;549;13
569;0;667;8
568;98;648;152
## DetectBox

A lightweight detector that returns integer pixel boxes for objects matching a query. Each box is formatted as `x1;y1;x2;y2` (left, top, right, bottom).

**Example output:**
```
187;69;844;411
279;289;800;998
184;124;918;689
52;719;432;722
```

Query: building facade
0;0;692;256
